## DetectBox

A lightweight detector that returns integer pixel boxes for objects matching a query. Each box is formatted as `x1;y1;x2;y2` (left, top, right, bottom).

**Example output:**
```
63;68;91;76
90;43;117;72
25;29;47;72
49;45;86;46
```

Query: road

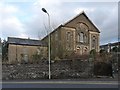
1;80;119;88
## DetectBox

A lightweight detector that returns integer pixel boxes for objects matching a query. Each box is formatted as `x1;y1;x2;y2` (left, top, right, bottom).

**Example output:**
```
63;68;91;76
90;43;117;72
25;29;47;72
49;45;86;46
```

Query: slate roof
7;37;47;46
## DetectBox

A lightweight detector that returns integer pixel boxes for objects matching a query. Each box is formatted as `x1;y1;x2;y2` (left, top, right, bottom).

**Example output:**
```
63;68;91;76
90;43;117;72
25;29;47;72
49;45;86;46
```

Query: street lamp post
42;8;51;79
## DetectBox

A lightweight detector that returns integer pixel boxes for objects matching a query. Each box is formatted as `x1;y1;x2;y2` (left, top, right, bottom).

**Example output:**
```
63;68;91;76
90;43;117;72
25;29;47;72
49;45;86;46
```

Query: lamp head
42;8;47;13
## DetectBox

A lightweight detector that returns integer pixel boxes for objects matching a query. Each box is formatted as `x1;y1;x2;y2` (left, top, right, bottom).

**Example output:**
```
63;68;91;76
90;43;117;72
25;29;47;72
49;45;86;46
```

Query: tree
2;39;8;62
118;46;120;52
112;46;118;52
90;49;96;60
42;20;62;60
99;49;107;54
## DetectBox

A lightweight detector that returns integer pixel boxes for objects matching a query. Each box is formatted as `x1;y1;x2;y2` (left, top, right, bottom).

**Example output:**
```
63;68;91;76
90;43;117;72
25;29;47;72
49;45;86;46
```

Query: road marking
1;81;118;85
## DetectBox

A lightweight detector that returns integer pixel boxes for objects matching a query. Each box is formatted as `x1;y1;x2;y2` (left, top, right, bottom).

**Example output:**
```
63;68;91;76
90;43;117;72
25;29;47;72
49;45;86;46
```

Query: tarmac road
1;79;119;88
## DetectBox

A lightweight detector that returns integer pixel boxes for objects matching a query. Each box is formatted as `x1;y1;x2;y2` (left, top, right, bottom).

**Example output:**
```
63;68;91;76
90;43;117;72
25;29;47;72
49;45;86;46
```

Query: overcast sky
0;0;119;45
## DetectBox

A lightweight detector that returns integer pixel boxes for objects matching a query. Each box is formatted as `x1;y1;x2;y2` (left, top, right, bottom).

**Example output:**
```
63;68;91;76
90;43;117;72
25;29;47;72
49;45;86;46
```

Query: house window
66;31;73;50
76;23;89;43
84;35;87;43
80;32;84;43
66;32;71;41
77;34;80;42
92;36;96;48
77;32;84;43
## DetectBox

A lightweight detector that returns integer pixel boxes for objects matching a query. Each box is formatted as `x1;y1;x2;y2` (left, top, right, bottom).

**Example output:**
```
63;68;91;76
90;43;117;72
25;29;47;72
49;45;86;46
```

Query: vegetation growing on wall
2;40;8;62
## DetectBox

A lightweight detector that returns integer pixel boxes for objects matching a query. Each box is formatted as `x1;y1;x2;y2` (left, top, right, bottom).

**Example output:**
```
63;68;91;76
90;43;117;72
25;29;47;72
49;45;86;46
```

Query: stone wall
2;59;93;80
8;44;47;64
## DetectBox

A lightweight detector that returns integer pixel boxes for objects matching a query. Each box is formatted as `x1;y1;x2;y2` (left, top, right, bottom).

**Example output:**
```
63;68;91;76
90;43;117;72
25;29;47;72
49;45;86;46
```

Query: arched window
80;32;84;42
77;32;84;43
66;32;71;41
76;23;88;43
84;35;87;43
84;47;88;54
92;36;96;48
77;33;80;42
66;31;73;50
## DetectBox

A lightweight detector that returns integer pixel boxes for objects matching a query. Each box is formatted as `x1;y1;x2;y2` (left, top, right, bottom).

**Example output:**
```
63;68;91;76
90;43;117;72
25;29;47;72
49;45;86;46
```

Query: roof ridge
63;11;100;33
7;37;47;46
63;11;85;26
8;37;40;41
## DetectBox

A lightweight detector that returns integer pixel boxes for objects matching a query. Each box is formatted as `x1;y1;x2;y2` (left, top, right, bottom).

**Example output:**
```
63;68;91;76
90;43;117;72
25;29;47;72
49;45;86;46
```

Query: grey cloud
28;2;118;45
1;1;118;45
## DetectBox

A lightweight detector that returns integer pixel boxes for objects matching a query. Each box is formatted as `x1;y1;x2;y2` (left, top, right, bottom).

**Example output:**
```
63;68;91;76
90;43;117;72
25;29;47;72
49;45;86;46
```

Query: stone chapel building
41;11;100;59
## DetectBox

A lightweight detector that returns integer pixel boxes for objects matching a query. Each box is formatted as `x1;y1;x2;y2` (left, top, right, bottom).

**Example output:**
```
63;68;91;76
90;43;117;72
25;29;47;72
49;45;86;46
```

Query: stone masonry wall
2;59;93;80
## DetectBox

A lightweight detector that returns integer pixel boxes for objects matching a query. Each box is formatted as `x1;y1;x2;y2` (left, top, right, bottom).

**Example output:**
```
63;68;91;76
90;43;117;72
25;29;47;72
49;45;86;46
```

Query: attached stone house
41;11;100;59
5;37;47;64
100;42;120;53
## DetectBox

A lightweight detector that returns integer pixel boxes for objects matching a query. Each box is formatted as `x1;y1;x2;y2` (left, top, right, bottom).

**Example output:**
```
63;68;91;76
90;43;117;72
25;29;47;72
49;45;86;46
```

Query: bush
112;46;118;52
32;54;42;63
94;62;112;76
99;49;107;54
90;49;96;60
